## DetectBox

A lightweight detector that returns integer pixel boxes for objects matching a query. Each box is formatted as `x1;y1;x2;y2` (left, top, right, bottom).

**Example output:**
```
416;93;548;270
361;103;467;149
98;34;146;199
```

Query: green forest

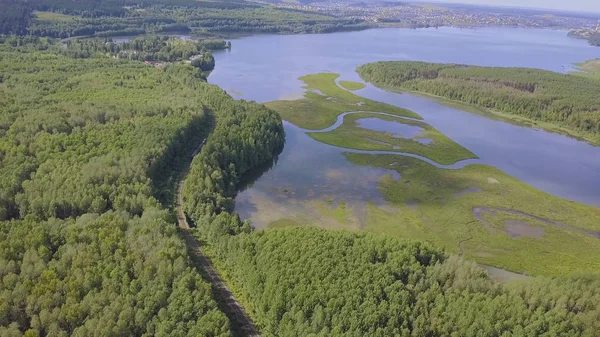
0;211;231;337
2;26;600;337
590;33;600;46
62;35;227;70
568;30;600;47
209;227;600;336
358;61;600;143
0;37;283;335
0;0;370;38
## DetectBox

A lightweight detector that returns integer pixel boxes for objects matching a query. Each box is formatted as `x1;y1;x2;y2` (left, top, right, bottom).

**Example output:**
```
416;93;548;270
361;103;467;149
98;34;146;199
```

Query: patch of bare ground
504;220;544;239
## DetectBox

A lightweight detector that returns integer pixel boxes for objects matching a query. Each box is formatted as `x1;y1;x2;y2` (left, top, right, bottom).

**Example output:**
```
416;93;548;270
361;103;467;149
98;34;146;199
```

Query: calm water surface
211;27;600;101
235;122;400;228
208;27;600;216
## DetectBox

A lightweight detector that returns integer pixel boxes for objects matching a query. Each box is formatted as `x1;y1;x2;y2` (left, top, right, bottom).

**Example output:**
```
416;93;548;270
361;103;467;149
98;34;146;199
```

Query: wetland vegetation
308;112;477;165
338;80;366;91
358;61;600;144
344;153;600;276
180;95;600;334
255;70;600;277
265;73;419;130
573;58;600;80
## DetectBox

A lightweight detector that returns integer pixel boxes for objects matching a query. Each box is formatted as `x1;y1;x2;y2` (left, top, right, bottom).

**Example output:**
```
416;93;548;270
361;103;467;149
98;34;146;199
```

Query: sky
418;0;600;13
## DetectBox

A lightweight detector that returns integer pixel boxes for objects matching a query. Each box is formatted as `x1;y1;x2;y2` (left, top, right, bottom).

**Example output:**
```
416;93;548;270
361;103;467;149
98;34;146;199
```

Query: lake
207;27;600;226
210;27;600;101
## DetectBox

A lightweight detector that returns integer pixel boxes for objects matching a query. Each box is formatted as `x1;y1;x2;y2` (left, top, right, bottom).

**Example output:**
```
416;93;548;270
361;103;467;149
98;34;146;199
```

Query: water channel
207;27;600;215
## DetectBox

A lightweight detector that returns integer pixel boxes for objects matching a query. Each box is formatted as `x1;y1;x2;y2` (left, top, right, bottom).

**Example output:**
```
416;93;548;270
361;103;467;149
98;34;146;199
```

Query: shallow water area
210;27;600;206
235;122;402;229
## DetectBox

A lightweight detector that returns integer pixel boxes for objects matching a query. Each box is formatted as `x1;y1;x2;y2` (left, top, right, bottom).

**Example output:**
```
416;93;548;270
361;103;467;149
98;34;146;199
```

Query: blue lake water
208;27;600;213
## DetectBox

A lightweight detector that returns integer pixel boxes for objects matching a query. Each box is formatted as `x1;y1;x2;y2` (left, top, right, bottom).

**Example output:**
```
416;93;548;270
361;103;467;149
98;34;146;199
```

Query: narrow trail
177;140;260;337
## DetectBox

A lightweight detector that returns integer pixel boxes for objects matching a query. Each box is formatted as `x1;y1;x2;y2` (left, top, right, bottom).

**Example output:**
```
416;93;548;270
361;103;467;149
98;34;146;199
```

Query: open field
308;112;477;164
265;73;420;129
34;11;77;22
573;58;600;80
338;80;366;90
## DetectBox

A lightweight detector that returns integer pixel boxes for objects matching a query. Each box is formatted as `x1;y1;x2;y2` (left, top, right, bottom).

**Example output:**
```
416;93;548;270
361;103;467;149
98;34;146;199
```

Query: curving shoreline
290;111;481;169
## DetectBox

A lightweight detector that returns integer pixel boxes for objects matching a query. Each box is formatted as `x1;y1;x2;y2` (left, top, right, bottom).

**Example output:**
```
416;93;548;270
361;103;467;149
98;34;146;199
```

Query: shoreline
363;83;600;147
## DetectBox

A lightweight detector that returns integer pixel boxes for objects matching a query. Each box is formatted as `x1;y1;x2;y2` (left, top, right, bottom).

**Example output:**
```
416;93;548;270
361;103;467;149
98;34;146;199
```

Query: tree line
61;36;228;70
358;61;600;141
590;33;600;46
0;0;370;38
182;93;285;236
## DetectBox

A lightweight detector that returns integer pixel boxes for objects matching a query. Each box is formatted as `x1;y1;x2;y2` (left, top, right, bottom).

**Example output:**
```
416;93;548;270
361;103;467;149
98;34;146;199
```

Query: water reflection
357;87;600;206
235;122;401;229
211;27;600;206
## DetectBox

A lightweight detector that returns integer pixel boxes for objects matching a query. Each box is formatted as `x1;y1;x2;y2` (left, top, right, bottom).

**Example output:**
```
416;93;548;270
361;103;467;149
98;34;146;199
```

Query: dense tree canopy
358;61;600;141
0;41;215;220
0;0;370;38
590;33;600;46
182;91;285;232
0;210;231;337
209;227;600;337
62;36;226;70
0;37;288;335
0;0;31;35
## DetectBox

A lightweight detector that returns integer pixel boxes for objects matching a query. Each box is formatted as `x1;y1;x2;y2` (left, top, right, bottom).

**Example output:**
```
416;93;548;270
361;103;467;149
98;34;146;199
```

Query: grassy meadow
308;112;477;164
338;80;366;90
573;58;600;80
34;11;77;22
265;73;419;129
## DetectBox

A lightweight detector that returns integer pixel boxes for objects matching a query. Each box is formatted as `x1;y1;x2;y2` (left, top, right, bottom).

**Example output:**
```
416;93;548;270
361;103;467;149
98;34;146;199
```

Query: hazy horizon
412;0;600;13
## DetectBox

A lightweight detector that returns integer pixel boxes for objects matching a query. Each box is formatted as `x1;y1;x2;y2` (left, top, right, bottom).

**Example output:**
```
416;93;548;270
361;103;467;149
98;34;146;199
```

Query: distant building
596;20;600;32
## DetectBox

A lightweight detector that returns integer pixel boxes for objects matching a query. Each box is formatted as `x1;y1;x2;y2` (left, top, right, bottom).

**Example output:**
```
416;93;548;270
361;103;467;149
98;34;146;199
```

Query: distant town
275;1;599;30
569;21;600;39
